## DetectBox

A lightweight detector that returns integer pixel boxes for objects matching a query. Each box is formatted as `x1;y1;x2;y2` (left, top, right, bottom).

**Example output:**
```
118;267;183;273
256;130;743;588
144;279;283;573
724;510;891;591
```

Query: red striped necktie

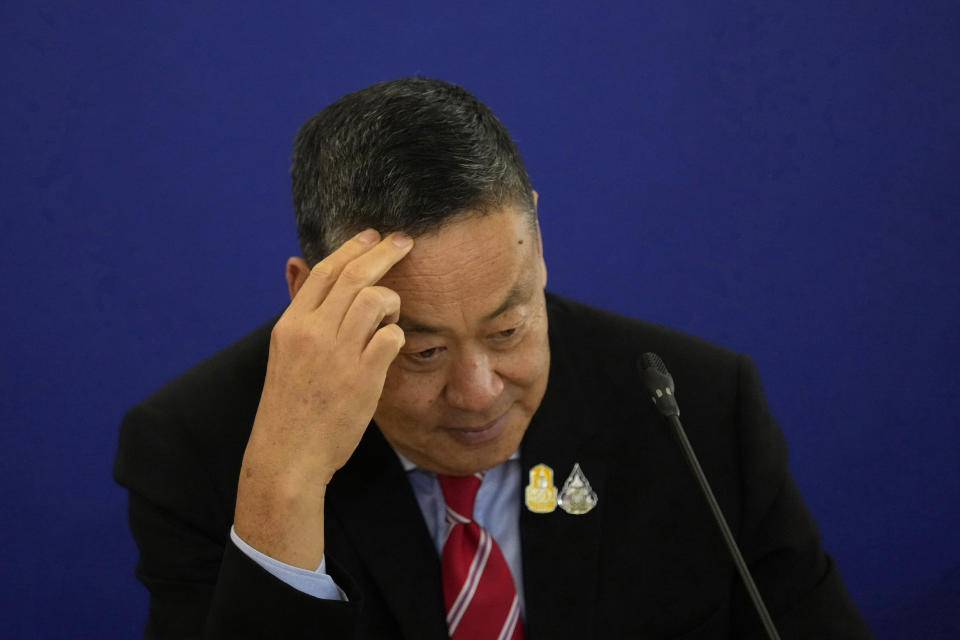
437;473;524;640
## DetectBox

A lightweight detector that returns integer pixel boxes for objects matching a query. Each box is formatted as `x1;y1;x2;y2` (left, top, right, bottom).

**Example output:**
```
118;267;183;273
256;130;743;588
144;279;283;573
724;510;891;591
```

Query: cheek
500;332;550;386
379;366;445;416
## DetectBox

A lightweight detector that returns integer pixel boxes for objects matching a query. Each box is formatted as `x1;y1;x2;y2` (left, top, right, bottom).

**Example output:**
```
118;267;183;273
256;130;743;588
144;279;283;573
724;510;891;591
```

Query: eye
410;346;444;361
490;326;522;344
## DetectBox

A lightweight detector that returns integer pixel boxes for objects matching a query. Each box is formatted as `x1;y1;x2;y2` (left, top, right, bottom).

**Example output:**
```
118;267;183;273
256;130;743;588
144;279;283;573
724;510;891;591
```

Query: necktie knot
437;473;483;523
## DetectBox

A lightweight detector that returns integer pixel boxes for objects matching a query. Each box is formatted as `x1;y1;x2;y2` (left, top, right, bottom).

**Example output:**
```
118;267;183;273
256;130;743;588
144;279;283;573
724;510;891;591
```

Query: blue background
2;2;958;637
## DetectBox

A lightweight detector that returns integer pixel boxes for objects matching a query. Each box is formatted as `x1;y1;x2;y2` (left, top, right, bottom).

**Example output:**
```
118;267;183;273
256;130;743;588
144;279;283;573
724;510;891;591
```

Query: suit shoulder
545;292;741;376
114;317;277;498
132;316;277;420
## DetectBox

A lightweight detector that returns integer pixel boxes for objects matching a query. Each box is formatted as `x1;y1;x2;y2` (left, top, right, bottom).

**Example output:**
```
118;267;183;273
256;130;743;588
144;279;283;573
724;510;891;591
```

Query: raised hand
234;229;413;569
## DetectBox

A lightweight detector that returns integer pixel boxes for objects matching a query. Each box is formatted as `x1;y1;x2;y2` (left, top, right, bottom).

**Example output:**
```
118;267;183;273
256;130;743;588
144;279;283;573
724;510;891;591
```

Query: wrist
234;463;329;570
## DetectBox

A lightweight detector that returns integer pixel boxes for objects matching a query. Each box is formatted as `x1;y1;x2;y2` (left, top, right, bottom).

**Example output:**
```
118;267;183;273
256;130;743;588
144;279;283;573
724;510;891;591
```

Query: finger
288;229;381;314
361;322;406;373
338;285;401;348
381;307;400;327
320;232;413;323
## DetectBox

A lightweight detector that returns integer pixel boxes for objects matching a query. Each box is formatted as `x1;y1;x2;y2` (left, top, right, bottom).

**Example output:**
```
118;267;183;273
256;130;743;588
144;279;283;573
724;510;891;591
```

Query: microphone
639;352;679;417
639;353;782;640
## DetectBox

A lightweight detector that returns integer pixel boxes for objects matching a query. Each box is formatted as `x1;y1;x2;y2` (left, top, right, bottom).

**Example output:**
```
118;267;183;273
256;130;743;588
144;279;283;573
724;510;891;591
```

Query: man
114;77;872;639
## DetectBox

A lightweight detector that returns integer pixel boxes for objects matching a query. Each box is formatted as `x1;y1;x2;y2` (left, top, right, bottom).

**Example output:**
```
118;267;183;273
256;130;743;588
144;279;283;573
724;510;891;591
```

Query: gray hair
291;77;535;264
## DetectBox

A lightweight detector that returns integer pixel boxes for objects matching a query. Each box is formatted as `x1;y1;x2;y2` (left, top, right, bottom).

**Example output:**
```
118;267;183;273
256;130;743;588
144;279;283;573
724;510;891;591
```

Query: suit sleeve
731;355;873;639
115;402;363;639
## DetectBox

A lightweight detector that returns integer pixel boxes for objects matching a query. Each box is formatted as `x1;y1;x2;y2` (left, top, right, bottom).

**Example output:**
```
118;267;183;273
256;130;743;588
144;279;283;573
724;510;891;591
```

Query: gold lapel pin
524;463;558;513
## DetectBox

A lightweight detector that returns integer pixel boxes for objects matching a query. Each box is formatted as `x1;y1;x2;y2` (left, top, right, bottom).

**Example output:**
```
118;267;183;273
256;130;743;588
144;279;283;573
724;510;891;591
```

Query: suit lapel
327;426;449;639
519;327;606;639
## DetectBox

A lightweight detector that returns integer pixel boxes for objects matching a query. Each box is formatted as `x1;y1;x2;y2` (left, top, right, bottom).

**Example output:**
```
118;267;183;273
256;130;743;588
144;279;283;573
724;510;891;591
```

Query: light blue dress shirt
232;450;525;618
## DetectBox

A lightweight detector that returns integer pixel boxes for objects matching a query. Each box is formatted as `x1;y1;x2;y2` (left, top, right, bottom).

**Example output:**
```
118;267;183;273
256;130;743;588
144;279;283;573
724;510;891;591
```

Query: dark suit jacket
114;293;872;639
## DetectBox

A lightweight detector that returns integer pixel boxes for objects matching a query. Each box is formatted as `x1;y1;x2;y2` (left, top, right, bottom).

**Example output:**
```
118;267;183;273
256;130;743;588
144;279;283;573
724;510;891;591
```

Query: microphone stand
666;413;781;640
641;353;781;640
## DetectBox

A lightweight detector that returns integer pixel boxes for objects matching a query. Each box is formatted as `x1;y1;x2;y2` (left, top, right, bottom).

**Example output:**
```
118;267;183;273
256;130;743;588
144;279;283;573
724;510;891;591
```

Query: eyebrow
397;279;534;335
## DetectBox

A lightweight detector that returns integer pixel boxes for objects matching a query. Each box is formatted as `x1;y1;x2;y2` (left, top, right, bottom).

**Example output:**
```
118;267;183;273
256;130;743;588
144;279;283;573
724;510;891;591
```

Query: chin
442;425;526;475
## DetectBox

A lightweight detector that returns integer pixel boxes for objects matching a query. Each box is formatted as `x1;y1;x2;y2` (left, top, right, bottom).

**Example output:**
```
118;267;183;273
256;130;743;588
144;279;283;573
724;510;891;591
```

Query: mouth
442;412;509;445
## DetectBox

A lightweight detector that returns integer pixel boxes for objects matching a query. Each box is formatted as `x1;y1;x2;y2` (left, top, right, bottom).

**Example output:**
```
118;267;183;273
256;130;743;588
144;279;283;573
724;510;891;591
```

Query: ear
531;189;547;289
285;256;311;301
537;232;547;288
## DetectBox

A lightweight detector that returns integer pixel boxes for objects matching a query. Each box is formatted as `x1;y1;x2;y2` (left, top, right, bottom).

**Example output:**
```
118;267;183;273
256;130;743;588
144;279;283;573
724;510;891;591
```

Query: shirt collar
393;447;521;473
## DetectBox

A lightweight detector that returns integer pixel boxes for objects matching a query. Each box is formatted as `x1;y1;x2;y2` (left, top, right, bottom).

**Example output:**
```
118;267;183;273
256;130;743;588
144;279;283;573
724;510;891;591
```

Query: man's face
373;206;550;475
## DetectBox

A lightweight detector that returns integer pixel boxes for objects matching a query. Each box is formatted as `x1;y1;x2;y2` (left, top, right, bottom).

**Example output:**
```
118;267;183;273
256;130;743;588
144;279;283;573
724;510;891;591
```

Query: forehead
379;208;539;322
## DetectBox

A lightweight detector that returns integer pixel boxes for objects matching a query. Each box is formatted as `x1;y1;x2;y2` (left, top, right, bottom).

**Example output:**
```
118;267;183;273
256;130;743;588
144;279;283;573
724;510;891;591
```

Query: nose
443;349;504;412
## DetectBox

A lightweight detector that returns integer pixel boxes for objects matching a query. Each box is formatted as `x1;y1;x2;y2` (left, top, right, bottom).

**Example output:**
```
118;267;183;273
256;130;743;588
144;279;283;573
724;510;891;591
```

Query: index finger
288;229;382;313
319;232;414;323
